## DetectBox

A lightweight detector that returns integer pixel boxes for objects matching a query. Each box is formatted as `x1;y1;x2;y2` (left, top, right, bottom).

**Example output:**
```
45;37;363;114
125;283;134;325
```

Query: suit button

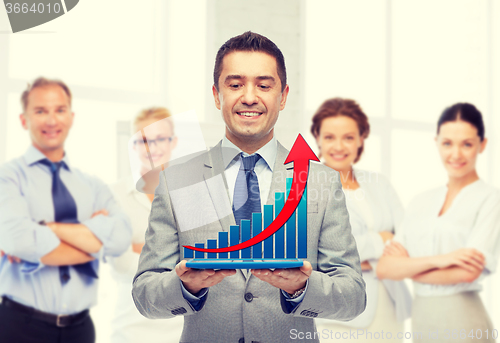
244;293;253;302
239;338;245;343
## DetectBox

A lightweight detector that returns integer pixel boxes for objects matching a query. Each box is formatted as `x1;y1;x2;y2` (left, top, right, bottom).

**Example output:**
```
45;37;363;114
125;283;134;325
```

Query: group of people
0;30;499;343
311;99;500;343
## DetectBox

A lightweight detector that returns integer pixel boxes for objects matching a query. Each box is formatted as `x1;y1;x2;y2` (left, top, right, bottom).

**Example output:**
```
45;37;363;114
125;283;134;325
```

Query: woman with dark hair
311;98;411;342
377;103;500;343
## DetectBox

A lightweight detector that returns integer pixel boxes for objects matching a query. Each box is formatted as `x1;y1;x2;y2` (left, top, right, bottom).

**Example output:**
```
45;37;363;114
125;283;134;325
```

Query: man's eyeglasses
134;136;173;147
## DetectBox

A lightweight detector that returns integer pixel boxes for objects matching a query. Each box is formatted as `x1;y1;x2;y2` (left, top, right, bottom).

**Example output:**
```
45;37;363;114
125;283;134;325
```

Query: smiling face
436;120;487;181
212;51;289;153
316;116;363;173
134;117;177;170
20;85;74;161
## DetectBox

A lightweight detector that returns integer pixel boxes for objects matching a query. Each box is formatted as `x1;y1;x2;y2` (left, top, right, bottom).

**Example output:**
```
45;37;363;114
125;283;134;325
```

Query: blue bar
286;178;296;258
195;243;205;259
252;213;262;259
275;192;285;258
207;239;217;258
219;232;228;259
241;220;251;258
184;246;194;259
230;225;240;259
298;185;307;258
263;205;273;258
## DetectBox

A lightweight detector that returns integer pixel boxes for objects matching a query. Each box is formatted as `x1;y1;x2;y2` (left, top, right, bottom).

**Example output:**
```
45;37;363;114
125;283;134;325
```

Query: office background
1;1;499;342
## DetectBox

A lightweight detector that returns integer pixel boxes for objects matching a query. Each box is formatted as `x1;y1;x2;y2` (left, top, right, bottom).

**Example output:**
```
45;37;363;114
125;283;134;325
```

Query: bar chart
185;178;307;269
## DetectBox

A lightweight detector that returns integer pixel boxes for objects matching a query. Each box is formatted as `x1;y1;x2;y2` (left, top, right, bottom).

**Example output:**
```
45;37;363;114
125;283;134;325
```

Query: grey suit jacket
132;141;366;343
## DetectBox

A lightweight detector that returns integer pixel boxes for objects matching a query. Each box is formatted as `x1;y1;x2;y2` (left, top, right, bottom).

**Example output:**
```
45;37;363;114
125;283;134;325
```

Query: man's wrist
47;222;58;233
285;284;306;299
429;255;442;269
182;281;203;295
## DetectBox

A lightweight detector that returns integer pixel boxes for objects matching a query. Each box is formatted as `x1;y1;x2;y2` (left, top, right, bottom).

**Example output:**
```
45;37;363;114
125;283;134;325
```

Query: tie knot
39;159;63;174
241;154;260;171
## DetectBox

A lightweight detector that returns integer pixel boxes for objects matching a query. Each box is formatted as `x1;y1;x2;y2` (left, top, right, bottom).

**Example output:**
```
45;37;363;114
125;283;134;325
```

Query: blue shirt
0;146;132;315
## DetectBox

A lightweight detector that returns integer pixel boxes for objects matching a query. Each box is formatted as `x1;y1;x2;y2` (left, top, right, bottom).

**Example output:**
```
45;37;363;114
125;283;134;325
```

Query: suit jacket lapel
202;141;234;233
203;141;250;279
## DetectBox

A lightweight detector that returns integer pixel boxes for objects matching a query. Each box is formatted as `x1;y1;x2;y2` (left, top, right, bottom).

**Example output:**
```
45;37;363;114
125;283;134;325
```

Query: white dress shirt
221;135;276;209
318;169;412;328
394;179;500;297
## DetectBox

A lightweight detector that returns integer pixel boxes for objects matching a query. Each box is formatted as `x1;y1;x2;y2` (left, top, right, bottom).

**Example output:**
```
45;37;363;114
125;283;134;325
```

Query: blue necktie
233;154;261;230
39;159;98;285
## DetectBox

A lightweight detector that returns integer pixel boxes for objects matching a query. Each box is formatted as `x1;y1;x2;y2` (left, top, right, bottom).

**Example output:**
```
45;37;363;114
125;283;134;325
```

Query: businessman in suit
132;31;366;343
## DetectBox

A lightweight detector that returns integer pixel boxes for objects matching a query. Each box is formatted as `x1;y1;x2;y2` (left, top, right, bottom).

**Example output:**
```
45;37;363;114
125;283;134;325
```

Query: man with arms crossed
133;32;365;343
0;77;132;343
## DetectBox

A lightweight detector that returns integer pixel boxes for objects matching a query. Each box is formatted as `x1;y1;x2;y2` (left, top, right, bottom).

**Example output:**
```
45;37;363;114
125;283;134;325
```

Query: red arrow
183;134;319;253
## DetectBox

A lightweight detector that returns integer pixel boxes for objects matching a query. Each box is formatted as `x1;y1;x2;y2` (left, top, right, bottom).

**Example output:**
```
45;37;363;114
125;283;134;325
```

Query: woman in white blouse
378;103;500;343
311;98;411;342
109;107;183;343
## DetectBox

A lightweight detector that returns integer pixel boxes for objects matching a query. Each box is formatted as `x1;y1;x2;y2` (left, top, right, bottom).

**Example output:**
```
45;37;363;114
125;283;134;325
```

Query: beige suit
132;141;366;343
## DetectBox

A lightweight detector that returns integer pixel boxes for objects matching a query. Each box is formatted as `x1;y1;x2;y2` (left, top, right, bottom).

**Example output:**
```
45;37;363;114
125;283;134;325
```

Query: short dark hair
21;77;72;112
437;103;485;141
213;31;287;92
310;98;370;163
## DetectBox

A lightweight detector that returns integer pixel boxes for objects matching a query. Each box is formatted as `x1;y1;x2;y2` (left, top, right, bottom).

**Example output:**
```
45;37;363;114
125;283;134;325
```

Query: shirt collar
23;145;72;171
221;135;277;172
